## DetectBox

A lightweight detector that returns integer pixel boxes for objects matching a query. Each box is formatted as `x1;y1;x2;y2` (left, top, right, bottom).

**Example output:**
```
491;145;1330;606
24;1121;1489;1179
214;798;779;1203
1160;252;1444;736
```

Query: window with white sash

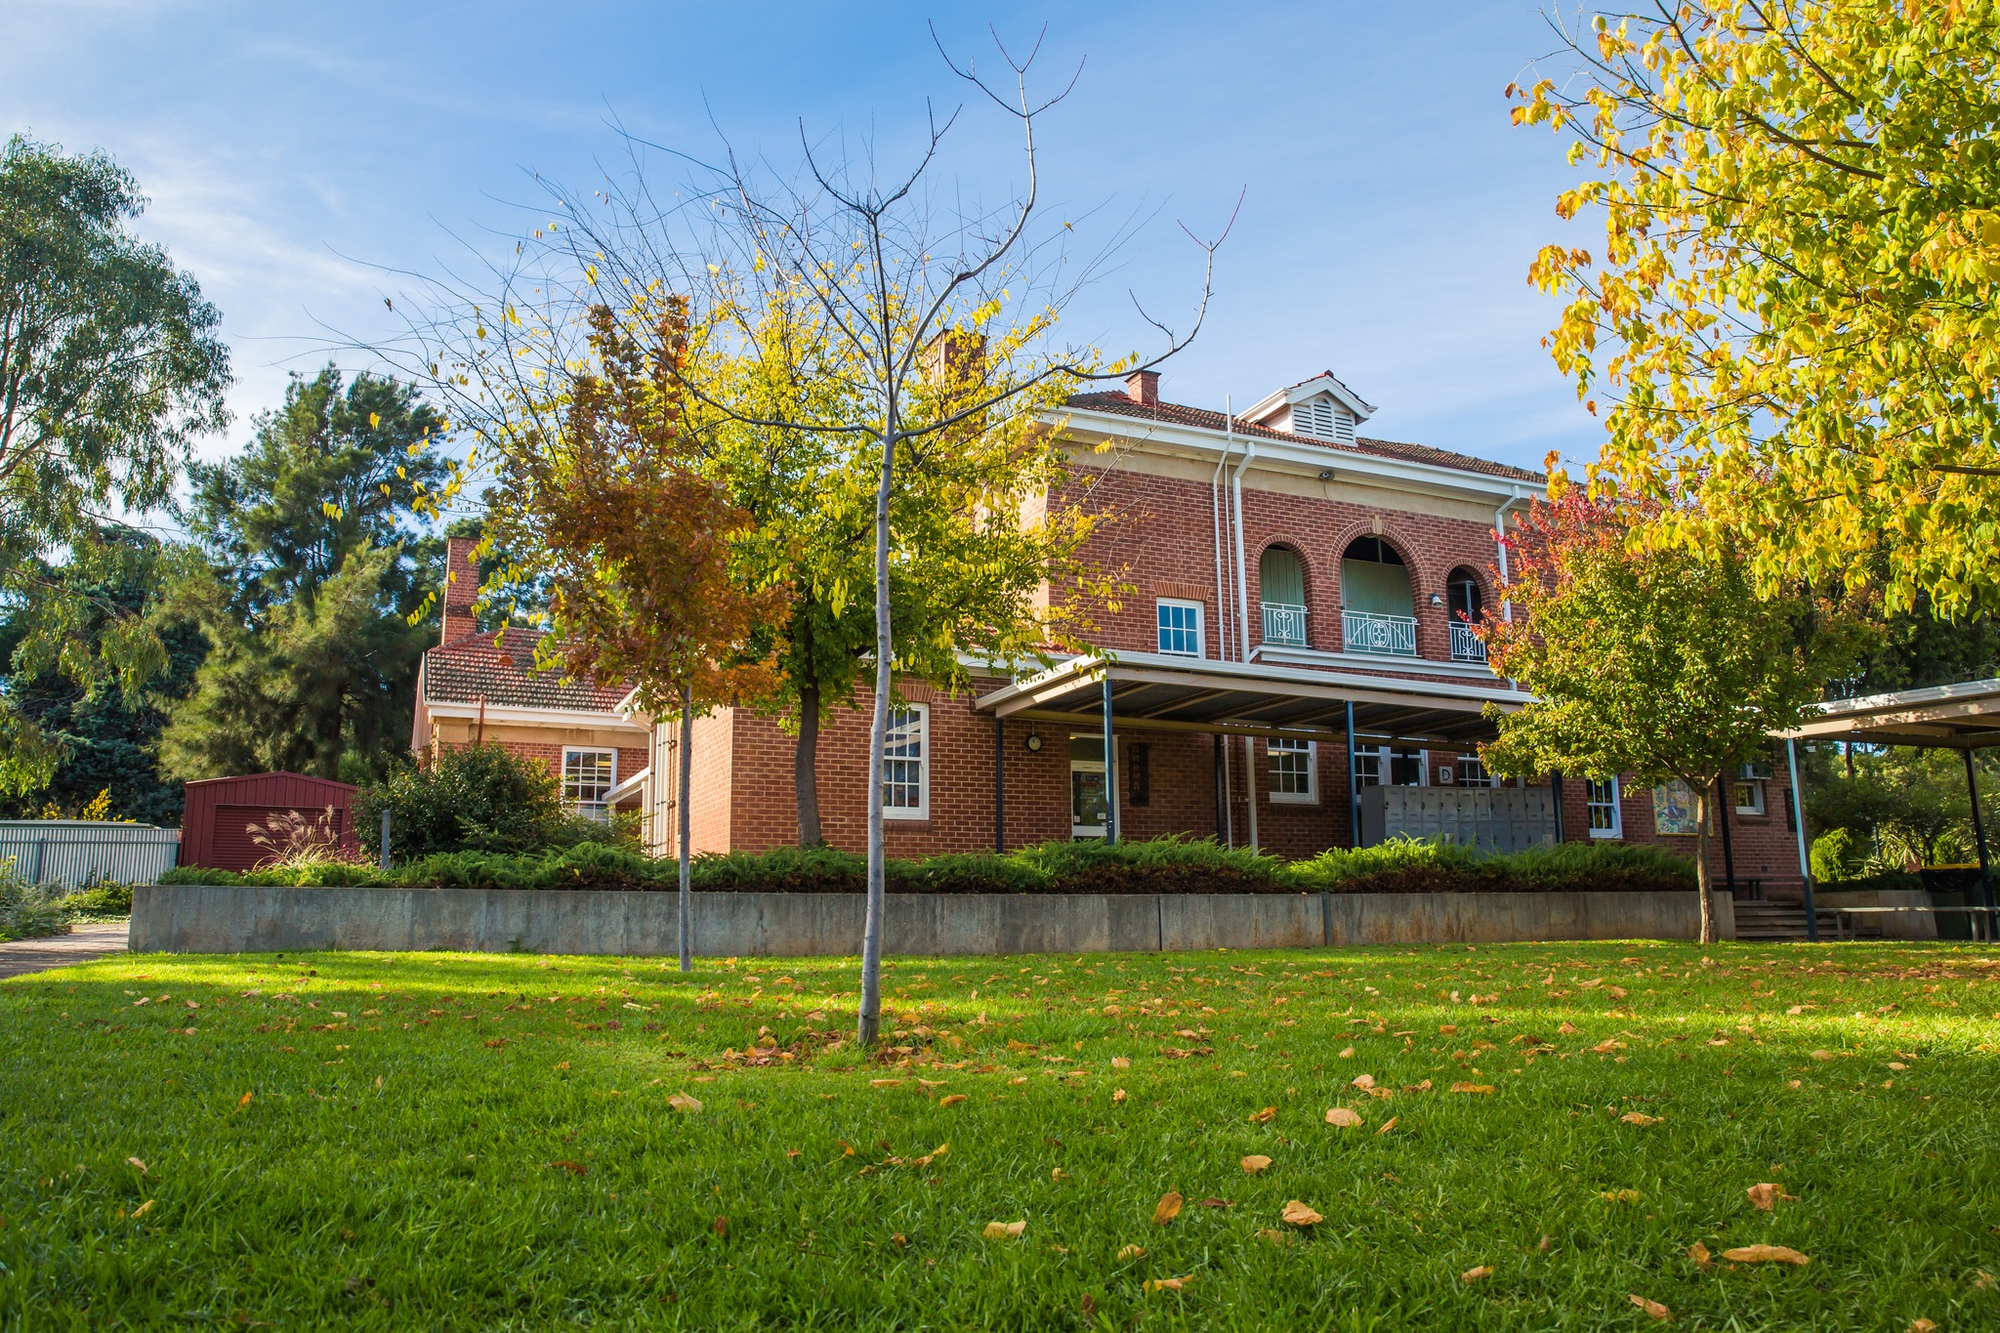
563;748;617;820
1268;739;1316;803
1585;777;1621;838
882;705;929;819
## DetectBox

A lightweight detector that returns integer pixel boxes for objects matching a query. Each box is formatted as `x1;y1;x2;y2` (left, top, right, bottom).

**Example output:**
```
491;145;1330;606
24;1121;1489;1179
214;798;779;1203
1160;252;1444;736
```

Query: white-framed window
1457;756;1498;788
563;747;617;820
1352;744;1425;787
1733;780;1765;816
882;704;929;819
1156;598;1205;657
1585;777;1622;838
1268;738;1317;803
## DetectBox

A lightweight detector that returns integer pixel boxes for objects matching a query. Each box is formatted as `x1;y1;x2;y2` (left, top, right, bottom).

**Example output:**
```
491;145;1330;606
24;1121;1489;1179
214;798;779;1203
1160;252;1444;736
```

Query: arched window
1258;547;1307;646
1446;566;1486;662
1340;536;1415;656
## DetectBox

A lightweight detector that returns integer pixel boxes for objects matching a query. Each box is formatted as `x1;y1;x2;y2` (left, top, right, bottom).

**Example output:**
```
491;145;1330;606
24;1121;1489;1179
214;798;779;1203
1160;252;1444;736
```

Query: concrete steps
1732;900;1866;942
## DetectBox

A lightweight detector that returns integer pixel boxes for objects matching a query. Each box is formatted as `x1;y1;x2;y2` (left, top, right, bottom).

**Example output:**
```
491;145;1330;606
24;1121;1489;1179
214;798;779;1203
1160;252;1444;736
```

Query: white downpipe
1229;404;1260;852
1211;411;1237;847
1495;493;1519;690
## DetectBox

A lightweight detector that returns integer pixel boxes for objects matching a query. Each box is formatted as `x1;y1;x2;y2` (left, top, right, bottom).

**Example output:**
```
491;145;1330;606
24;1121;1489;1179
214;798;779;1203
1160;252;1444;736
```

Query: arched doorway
1259;546;1308;646
1446;566;1486;662
1341;536;1415;656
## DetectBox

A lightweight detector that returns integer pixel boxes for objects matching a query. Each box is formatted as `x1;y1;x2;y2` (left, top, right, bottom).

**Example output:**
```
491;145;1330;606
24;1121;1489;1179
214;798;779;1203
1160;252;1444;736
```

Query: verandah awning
972;651;1527;749
1781;677;2000;750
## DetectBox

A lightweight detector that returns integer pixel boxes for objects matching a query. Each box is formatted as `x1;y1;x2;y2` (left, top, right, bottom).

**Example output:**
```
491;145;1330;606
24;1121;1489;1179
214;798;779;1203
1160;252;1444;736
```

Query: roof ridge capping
1058;389;1542;484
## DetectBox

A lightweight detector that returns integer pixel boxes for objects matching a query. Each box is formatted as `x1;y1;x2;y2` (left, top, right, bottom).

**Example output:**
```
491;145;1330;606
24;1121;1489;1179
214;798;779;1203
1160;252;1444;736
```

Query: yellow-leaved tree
1515;1;2000;615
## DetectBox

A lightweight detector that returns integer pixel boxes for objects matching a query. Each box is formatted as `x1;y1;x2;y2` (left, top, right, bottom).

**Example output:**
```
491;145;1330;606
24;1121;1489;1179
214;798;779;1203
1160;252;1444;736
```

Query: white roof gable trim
1244;372;1378;427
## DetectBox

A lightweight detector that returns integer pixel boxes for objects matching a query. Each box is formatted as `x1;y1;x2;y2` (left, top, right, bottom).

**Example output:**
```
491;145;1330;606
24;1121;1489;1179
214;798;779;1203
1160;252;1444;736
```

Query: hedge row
157;836;1697;896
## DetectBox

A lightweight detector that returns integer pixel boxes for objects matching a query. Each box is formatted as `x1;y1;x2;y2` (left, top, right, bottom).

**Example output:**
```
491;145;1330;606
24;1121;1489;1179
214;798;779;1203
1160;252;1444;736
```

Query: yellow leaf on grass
1112;1056;1131;1068
127;1157;147;1173
130;1200;154;1219
1908;1321;1936;1333
1242;1155;1272;1174
1248;1106;1277;1123
1620;1112;1660;1127
1144;1275;1193;1293
983;1219;1027;1240
1281;1200;1322;1227
1746;1182;1793;1211
1810;1050;1835;1061
1117;1244;1145;1260
1325;1107;1363;1128
1602;1189;1640;1203
1721;1244;1809;1266
1339;1046;1356;1058
1629;1293;1671;1321
1113;1088;1128;1103
1153;1192;1184;1225
235;1092;253;1111
938;1094;967;1108
1051;1167;1069;1180
1974;1270;1997;1291
547;1160;586;1176
668;1092;703;1113
1451;1082;1496;1094
1461;1265;1492;1282
1351;1074;1376;1090
1689;1241;1713;1269
870;1078;904;1087
1376;1116;1399;1135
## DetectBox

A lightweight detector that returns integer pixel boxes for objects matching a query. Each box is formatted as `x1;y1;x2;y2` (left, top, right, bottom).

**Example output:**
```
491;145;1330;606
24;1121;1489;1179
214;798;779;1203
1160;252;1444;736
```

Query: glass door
1070;735;1107;838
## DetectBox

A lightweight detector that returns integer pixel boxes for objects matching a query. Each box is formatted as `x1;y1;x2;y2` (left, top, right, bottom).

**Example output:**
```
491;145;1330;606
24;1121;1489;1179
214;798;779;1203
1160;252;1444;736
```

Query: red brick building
410;539;650;817
636;370;1806;891
413;370;1805;891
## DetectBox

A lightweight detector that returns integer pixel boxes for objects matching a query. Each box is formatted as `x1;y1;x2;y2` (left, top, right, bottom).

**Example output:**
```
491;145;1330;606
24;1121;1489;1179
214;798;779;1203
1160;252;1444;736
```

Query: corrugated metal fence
0;821;180;889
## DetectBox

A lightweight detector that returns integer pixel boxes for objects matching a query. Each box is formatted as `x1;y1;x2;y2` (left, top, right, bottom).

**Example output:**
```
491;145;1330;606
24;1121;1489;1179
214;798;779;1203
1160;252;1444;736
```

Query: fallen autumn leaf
1721;1244;1809;1266
1281;1200;1322;1227
1153;1192;1184;1225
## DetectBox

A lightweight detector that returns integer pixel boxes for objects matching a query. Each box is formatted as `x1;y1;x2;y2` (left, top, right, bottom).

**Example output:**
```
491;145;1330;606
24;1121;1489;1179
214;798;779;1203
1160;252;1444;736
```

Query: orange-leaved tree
484;298;785;970
1479;476;1832;943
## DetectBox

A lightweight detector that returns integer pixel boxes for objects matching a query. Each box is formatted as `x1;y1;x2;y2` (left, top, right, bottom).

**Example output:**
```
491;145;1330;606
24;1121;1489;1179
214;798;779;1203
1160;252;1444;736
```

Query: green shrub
357;744;572;860
1286;837;1695;894
0;860;70;940
1810;827;1869;883
155;834;1701;896
52;882;135;917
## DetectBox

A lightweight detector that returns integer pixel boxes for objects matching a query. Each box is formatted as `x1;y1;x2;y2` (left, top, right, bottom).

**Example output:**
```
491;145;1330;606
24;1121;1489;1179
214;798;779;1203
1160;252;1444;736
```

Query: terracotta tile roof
1062;391;1543;483
421;627;632;712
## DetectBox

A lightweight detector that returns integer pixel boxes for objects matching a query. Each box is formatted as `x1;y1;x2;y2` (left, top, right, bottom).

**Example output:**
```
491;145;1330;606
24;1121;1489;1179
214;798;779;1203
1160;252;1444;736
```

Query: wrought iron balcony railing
1260;601;1308;647
1449;620;1487;662
1342;608;1417;656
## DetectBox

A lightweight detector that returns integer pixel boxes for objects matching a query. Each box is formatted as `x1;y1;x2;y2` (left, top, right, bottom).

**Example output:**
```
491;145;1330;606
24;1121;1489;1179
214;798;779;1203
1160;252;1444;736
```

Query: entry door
1070;735;1107;838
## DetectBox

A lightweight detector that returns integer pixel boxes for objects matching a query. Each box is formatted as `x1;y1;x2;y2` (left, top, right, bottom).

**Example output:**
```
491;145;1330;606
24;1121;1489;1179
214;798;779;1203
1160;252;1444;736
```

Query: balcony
1342;608;1417;656
1450;620;1487;663
1261;601;1308;647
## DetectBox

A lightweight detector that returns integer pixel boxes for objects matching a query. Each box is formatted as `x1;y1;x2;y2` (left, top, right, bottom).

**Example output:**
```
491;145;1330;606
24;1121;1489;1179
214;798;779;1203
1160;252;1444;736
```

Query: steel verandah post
1964;748;1995;939
994;714;1005;855
1102;670;1118;844
1786;737;1819;943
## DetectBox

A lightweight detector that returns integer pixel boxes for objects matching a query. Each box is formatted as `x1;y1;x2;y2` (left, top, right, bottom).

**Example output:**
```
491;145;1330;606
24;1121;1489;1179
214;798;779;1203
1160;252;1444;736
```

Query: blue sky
3;0;1596;475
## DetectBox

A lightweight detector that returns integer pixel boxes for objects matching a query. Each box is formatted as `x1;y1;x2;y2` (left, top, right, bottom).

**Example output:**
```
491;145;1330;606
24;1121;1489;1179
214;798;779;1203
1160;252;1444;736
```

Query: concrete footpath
0;921;129;979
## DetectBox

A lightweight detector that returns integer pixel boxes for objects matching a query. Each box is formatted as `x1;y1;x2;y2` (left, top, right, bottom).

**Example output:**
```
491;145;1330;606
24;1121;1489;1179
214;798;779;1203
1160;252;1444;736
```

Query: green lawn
3;941;1998;1330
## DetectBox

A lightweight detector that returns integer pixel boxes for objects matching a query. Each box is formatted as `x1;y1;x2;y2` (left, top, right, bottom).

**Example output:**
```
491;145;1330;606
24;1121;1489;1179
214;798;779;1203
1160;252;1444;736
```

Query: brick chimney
441;536;480;643
1126;369;1160;406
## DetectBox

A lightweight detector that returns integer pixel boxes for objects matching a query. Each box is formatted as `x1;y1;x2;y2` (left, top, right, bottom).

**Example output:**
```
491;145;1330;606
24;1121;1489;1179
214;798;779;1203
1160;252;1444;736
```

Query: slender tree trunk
795;680;822;847
1694;783;1716;946
678;684;694;974
858;427;896;1049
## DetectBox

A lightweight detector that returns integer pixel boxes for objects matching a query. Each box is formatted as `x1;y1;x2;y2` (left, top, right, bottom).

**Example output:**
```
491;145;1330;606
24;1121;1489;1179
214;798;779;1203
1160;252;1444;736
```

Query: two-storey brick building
411;369;1805;891
617;369;1808;892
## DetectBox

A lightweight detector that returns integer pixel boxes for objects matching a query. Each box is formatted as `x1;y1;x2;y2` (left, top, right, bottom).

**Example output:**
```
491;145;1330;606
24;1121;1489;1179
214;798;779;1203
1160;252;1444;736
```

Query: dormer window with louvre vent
1289;398;1355;443
1244;370;1376;445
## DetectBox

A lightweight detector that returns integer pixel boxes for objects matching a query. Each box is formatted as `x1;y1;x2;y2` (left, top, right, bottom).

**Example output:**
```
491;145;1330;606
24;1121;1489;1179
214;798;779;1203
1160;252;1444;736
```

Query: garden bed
157;836;1697;897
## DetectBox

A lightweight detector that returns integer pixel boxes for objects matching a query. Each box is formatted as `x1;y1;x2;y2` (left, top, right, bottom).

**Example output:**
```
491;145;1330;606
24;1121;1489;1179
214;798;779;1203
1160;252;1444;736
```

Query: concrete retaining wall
129;885;1737;957
1815;887;1938;940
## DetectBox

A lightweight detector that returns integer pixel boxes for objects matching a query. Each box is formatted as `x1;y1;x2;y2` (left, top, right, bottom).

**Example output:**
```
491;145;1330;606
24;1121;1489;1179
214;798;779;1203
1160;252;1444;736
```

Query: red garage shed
179;772;360;872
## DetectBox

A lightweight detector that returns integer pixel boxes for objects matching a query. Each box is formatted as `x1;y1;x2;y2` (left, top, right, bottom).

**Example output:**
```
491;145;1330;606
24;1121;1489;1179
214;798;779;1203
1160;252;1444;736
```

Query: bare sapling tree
384;26;1232;1045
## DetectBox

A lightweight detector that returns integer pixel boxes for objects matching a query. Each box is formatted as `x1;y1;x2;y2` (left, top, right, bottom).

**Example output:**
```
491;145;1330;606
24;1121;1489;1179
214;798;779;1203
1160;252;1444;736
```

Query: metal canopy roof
1782;677;2000;750
973;651;1525;748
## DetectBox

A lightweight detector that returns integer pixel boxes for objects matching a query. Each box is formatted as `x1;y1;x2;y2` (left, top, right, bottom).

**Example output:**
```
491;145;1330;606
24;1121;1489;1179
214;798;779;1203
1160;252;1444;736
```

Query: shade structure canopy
1782;677;2000;750
972;651;1524;747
